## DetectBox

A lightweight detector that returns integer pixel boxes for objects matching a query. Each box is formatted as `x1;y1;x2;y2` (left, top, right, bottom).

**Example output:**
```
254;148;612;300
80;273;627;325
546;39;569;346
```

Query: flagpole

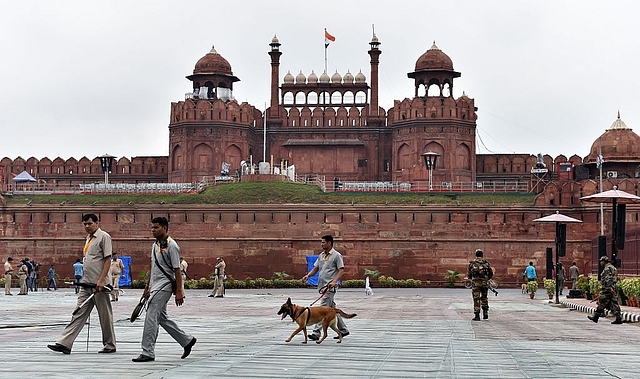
324;39;328;74
599;137;604;235
263;103;267;163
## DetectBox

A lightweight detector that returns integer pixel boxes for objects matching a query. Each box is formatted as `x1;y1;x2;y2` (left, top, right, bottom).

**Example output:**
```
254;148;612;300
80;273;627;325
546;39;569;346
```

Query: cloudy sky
1;1;638;161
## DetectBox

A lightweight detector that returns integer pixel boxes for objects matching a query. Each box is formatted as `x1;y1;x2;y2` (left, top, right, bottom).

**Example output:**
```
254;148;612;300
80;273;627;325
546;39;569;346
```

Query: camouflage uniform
594;263;621;319
468;257;493;319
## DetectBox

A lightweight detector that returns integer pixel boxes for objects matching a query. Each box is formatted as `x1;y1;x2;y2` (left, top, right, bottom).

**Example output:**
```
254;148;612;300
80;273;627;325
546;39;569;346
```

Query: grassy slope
3;181;536;205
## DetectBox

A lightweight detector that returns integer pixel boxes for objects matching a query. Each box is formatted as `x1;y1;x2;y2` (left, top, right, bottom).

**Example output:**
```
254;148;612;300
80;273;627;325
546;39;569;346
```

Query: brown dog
277;297;357;344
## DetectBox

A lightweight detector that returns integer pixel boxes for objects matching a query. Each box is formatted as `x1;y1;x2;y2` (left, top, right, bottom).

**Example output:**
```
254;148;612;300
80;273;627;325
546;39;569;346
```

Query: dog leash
309;284;330;306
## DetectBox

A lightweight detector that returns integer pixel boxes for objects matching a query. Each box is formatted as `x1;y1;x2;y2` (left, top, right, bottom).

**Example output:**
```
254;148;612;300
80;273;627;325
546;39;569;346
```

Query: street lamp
99;153;115;185
422;152;439;191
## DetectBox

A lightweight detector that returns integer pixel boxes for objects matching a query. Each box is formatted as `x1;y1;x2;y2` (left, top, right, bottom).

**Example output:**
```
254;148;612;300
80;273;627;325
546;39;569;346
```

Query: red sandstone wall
0;204;616;287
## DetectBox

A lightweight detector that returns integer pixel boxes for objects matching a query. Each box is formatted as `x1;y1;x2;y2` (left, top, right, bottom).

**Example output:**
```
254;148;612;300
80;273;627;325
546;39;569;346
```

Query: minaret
368;33;381;117
268;35;281;118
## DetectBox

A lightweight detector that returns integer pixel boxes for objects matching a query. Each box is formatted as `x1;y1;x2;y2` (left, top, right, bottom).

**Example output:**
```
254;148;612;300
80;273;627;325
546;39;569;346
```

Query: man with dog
467;249;493;321
588;255;623;325
302;234;350;340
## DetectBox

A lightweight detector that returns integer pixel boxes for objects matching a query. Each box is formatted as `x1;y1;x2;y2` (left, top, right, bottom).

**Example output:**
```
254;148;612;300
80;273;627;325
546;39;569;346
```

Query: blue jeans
74;275;82;294
47;278;57;290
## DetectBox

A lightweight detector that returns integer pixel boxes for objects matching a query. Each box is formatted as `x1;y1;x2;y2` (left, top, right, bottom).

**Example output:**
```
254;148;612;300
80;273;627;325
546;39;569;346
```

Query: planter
529;293;535;299
548;294;554;299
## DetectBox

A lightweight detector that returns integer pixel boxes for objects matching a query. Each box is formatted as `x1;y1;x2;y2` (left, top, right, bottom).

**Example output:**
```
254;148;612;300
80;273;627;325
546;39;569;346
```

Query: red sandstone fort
2;35;640;285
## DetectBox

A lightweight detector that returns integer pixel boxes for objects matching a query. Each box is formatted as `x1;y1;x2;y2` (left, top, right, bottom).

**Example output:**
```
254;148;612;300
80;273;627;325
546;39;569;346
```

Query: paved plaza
1;286;640;379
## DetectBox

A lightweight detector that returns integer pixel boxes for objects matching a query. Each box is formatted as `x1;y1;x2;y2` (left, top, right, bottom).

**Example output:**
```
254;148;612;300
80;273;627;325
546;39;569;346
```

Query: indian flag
324;29;335;47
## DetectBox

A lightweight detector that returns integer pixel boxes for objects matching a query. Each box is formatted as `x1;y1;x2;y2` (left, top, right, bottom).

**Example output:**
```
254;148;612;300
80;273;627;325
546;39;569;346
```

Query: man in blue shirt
524;262;537;282
73;259;83;294
47;264;57;290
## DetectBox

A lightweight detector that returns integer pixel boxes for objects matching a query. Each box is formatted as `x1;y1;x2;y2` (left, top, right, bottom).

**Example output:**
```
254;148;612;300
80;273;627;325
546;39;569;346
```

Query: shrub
184;279;198;289
341;279;365;288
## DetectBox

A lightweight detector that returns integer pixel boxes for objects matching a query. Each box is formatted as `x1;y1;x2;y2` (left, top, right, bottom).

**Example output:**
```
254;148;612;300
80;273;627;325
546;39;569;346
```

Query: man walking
132;217;196;362
302;234;350;341
467;249;493;321
47;264;57;290
569;262;580;290
47;213;116;355
524;262;537;282
73;259;83;294
110;252;124;301
588;256;623;325
5;257;14;295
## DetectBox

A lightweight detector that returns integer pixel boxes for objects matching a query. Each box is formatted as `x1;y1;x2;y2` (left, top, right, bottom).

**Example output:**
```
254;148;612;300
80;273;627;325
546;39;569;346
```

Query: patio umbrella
580;188;640;204
580;186;639;275
533;211;582;304
533;211;582;224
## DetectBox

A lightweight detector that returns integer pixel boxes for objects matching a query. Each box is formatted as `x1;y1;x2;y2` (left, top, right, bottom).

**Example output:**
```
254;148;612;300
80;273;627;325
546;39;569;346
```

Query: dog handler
302;234;350;340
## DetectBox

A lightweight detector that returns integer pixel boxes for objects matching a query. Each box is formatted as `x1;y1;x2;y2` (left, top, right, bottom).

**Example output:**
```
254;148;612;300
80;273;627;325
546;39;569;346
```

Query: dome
193;46;234;76
295;70;306;84
415;41;454;71
271;35;279;44
307;70;318;83
331;71;342;83
587;113;640;163
319;71;330;83
283;71;294;84
343;71;354;84
355;70;366;83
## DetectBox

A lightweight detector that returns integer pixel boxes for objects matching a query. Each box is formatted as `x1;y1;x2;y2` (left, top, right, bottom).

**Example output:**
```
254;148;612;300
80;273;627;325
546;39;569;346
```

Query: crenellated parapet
0;155;168;189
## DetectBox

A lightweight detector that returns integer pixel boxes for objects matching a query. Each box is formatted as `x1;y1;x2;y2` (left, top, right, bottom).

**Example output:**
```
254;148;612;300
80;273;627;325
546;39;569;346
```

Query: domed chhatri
587;112;640;164
414;41;454;72
283;70;294;84
295;70;306;84
307;70;318;83
193;45;234;76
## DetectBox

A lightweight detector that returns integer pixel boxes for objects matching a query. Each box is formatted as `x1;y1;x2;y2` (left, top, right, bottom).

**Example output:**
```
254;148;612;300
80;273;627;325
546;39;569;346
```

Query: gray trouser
141;290;193;358
311;290;349;336
57;289;115;350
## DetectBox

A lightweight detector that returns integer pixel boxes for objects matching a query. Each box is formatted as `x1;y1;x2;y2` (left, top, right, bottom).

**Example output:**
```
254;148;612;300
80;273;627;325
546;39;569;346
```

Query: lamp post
99;153;115;185
422;152;439;191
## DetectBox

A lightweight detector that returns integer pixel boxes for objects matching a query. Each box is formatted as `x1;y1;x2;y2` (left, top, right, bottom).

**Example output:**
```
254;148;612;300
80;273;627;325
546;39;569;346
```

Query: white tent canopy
12;171;36;183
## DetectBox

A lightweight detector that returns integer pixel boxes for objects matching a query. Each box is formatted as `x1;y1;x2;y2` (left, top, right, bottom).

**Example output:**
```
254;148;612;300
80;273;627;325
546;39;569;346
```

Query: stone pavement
2;287;640;379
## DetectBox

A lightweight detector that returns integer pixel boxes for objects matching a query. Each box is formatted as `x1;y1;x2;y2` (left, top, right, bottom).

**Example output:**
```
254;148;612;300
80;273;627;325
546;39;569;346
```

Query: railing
327;180;529;193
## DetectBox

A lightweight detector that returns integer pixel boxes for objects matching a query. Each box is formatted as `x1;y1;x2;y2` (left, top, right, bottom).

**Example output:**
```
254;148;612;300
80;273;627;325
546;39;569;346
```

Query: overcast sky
1;1;638;161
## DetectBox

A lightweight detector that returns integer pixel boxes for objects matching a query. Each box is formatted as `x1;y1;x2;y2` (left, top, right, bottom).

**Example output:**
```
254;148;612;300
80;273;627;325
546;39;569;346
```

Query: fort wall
0;204;609;286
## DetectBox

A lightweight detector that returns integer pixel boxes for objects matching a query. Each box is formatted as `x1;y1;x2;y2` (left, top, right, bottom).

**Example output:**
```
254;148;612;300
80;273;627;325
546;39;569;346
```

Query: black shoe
47;343;71;355
611;317;623;325
132;354;155;362
181;337;197;359
334;331;349;339
587;315;599;323
98;348;116;354
208;294;215;297
307;334;319;341
215;295;224;298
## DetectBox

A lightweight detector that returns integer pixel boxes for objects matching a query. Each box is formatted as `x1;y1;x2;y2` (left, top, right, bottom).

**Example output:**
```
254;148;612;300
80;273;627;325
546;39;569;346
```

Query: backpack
471;260;490;279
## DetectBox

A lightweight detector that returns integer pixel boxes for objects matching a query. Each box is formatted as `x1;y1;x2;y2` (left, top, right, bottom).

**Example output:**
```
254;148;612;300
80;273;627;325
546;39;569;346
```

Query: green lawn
3;181;536;205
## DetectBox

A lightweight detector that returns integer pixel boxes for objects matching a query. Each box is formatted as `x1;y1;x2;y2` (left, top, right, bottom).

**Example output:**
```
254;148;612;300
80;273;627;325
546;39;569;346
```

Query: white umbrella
533;211;582;224
580;187;640;204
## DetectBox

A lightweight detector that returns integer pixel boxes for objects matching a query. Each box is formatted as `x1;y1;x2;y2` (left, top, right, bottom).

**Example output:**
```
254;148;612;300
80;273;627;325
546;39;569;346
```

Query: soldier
588;256;623;324
467;249;493;321
110;252;125;301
